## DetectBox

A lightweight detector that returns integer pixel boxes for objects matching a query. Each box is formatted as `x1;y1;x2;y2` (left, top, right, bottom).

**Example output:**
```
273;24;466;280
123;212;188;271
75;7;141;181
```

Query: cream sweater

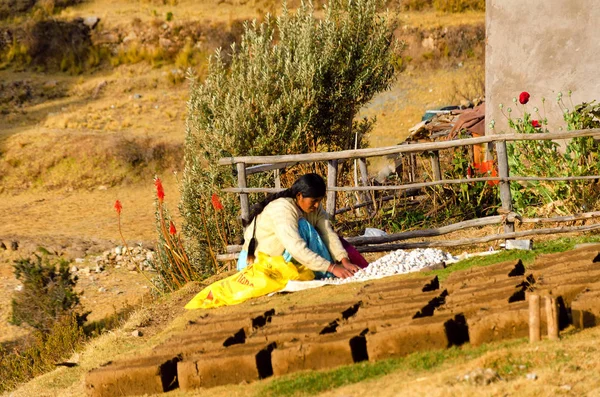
241;197;348;272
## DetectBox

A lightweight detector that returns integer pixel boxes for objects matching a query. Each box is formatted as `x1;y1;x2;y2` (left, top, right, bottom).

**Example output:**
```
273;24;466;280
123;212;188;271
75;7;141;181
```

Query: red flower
466;165;473;178
519;91;530;105
114;200;122;215
211;193;224;211
531;120;541;128
154;177;165;203
169;220;177;235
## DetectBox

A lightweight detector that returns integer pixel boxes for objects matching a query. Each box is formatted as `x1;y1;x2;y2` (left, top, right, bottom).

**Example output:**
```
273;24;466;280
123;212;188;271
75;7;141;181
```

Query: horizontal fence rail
216;128;600;257
222;175;600;194
219;129;600;165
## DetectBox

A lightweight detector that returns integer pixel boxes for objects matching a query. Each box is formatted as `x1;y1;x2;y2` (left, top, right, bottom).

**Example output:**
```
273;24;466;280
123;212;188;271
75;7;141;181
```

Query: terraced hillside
84;245;600;396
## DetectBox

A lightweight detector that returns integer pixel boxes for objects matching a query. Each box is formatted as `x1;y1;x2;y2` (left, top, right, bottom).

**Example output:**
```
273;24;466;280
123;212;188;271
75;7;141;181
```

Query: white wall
486;0;600;134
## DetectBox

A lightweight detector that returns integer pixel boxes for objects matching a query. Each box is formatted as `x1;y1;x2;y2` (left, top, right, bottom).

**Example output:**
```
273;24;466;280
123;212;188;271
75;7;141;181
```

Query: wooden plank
345;216;503;246
518;211;600;224
326;160;338;220
245;161;298;175
495;140;514;233
274;169;281;190
222;211;600;254
335;190;421;215
355;223;600;252
226;245;243;253
216;253;240;261
221;175;600;194
218;129;600;165
430;151;442;181
236;162;250;222
529;294;541;343
357;157;372;214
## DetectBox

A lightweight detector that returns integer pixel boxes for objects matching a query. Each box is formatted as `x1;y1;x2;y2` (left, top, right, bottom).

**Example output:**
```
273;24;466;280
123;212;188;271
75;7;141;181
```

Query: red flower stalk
154;177;165;203
466;165;474;178
211;193;224;211
519;91;530;105
169;221;177;235
114;200;123;215
531;120;541;128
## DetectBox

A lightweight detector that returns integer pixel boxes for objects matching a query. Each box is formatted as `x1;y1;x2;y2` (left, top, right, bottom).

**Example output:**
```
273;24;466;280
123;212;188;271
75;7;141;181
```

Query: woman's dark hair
243;173;326;227
244;173;326;265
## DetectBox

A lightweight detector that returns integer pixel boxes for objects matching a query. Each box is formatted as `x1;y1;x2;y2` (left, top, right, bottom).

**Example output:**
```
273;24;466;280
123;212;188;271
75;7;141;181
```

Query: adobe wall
486;0;600;133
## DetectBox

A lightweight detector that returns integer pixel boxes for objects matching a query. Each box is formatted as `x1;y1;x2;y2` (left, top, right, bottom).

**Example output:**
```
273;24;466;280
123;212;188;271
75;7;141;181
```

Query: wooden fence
217;128;600;257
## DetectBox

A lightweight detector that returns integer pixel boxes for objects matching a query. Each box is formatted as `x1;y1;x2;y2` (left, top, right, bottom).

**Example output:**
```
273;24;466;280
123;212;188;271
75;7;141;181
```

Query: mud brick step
247;324;324;345
444;260;524;286
443;273;530;295
441;295;516;315
178;342;276;390
85;355;179;397
444;285;531;309
466;301;554;346
535;270;600;290
363;287;437;302
443;267;526;294
531;260;600;279
269;310;345;326
280;301;361;315
363;288;440;305
363;289;444;310
356;290;448;321
360;275;439;294
183;308;275;334
339;314;444;335
447;276;533;304
182;317;253;335
152;326;252;358
349;307;419;325
366;314;469;361
533;281;600;306
572;289;600;329
530;246;600;271
272;330;368;376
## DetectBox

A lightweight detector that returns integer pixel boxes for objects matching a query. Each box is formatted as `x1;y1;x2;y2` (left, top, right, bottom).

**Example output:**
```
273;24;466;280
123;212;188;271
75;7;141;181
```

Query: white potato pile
324;248;454;285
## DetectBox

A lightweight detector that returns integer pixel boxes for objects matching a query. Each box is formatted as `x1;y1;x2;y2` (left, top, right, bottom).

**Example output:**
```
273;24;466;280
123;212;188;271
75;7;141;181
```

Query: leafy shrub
182;0;399;275
11;254;84;333
0;314;84;393
504;92;600;216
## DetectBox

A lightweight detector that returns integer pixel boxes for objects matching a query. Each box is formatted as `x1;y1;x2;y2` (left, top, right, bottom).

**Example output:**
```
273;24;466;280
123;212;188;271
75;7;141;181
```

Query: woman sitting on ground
237;173;362;279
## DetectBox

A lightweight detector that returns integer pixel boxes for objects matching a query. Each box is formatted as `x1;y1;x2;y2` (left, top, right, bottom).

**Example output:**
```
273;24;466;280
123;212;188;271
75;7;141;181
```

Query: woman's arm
313;209;348;262
269;199;332;272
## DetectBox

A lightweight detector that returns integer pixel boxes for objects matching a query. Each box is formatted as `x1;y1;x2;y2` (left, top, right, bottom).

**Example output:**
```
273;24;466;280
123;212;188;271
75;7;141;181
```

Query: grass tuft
261;339;525;397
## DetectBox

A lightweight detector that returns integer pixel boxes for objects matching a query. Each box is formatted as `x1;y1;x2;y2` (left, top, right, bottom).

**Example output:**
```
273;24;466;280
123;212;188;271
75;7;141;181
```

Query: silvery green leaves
181;0;399;274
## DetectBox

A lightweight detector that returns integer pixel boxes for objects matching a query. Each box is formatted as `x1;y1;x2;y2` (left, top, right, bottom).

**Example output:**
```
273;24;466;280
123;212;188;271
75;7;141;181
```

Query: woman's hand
340;258;360;275
329;263;354;279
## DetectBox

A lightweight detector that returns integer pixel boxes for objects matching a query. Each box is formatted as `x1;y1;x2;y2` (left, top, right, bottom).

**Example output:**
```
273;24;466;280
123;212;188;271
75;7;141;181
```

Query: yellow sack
185;252;314;309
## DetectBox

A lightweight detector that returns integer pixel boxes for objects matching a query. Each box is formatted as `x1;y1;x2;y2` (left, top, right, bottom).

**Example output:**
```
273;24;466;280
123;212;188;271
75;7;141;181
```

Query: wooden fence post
430;151;442;181
327;160;338;220
274;168;281;190
236;162;250;222
495;140;515;233
546;295;560;340
528;293;541;343
358;157;373;214
409;153;416;183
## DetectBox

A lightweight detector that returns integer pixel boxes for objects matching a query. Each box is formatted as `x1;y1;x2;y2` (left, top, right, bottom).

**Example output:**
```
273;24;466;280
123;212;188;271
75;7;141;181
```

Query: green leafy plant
0;314;85;393
11;254;84;333
182;0;399;276
503;91;600;216
150;176;204;292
